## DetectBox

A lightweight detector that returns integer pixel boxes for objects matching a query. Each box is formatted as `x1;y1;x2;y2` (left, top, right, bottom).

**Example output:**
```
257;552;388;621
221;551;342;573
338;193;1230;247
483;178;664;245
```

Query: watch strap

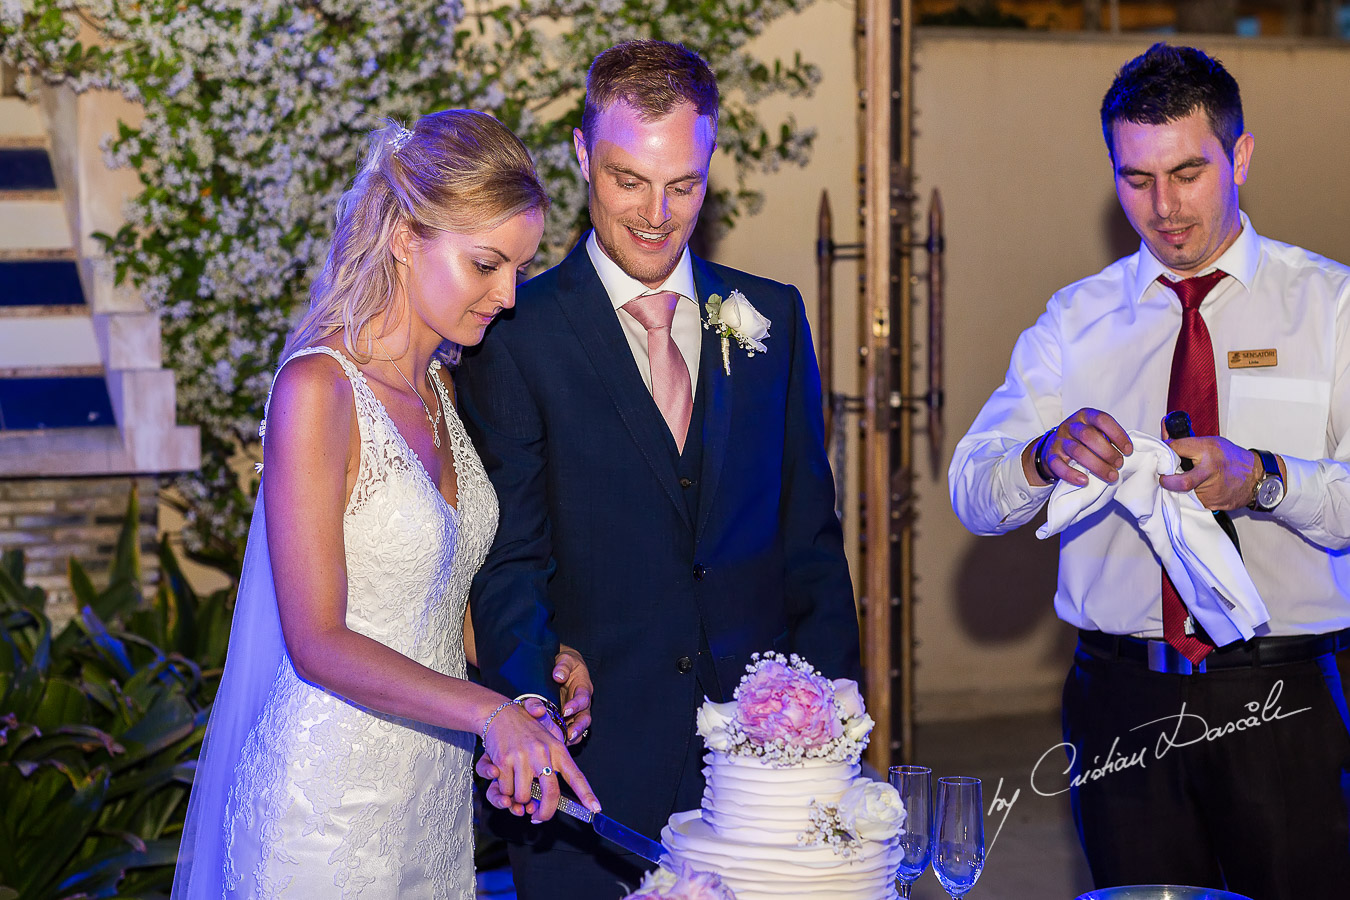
1255;449;1280;479
1033;429;1058;484
1247;448;1283;511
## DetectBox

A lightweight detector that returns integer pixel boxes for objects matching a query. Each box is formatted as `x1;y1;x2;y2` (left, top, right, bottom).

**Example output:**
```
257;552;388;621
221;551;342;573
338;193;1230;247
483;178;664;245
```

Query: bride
172;110;599;899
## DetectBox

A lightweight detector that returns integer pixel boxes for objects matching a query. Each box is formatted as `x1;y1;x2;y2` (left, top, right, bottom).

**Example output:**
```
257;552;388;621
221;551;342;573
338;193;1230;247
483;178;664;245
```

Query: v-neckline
355;357;460;516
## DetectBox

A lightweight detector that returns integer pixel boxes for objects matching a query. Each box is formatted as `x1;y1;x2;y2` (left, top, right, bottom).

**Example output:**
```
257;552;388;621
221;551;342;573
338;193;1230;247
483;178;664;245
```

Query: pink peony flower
736;659;843;748
624;864;737;900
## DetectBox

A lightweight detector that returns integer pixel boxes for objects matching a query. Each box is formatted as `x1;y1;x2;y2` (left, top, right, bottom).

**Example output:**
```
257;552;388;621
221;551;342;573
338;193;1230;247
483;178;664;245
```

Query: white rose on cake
831;679;865;719
831;678;875;742
837;781;906;842
843;711;875;743
696;700;738;752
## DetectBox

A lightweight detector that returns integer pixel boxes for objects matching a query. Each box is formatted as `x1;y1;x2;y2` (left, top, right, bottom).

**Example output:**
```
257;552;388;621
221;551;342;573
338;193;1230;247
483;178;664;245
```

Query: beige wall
909;32;1350;719
715;25;1350;721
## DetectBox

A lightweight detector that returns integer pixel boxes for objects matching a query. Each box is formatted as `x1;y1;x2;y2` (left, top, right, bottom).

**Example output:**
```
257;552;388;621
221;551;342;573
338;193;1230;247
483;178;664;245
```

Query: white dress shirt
949;213;1350;637
586;231;702;396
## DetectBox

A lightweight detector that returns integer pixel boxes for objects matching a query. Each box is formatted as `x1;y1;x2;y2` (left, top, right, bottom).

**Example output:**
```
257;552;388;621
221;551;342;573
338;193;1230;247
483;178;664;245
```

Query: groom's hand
477;747;543;817
553;646;593;745
477;751;531;816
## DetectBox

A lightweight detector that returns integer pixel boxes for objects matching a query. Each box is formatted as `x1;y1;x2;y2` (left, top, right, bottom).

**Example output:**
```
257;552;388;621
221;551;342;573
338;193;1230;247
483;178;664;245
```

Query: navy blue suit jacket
458;238;860;839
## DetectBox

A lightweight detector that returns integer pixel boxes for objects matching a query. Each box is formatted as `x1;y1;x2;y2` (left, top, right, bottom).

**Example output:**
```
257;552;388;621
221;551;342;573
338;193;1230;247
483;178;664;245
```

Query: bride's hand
475;695;574;817
553;645;592;745
481;702;600;823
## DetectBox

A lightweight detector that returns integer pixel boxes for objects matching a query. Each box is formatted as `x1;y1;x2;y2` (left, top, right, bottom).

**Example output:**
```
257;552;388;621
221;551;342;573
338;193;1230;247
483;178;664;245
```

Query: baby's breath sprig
797;800;864;859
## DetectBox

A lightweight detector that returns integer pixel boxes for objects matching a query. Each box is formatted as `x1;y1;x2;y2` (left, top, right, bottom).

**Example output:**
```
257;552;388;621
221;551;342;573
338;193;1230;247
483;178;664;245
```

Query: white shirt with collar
586;231;702;396
949;212;1350;638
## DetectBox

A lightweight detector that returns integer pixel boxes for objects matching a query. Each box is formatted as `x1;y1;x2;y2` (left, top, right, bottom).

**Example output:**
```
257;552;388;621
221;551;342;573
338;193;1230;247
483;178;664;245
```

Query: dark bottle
1164;410;1241;557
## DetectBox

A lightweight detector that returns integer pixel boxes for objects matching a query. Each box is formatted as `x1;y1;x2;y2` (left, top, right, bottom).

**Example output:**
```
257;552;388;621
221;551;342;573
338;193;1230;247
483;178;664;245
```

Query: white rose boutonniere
705;289;771;375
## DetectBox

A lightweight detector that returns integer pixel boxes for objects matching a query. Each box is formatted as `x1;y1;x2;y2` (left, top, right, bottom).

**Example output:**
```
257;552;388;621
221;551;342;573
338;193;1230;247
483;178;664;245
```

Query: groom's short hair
581;40;719;145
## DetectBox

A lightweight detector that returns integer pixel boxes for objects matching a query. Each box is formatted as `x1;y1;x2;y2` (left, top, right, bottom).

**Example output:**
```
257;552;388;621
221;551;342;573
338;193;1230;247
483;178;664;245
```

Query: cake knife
530;783;667;864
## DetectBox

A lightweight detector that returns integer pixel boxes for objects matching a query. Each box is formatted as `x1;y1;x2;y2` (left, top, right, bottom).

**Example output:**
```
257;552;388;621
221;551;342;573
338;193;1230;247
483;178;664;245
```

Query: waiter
949;43;1350;897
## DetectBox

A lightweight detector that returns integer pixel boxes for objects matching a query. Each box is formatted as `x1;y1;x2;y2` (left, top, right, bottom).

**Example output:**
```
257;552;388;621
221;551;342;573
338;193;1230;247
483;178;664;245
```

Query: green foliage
0;487;233;899
0;0;823;579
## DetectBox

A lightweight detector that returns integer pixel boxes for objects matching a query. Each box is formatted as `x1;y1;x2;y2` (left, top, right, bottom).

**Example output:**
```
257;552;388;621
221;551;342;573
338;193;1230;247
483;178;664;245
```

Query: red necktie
1158;270;1227;664
623;291;693;452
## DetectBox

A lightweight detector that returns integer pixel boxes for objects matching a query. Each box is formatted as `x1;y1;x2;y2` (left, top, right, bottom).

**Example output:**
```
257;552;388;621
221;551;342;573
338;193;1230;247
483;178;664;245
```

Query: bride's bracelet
514;693;567;737
482;699;520;743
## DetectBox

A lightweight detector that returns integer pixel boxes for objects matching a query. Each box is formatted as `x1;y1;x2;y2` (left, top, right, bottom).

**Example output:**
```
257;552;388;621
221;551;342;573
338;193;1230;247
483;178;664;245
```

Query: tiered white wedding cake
660;654;906;900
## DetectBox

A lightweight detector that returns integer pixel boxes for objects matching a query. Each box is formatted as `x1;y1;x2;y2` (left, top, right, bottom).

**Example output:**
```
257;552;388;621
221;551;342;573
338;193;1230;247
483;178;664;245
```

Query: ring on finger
540;766;555;777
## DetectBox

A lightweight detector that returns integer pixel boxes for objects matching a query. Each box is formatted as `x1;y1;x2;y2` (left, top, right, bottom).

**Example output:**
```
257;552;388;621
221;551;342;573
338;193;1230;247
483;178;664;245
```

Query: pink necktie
623;291;693;452
1158;270;1227;664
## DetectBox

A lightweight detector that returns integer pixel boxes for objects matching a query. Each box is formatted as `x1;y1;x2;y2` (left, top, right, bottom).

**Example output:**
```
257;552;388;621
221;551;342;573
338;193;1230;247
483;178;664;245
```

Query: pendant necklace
374;336;442;449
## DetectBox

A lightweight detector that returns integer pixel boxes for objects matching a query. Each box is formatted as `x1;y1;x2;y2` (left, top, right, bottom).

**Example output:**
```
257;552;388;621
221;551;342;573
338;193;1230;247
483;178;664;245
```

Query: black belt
1078;628;1350;675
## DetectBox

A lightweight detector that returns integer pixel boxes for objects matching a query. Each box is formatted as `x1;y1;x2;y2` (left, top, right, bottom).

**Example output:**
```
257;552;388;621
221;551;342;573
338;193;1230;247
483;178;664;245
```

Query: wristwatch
1247;449;1285;512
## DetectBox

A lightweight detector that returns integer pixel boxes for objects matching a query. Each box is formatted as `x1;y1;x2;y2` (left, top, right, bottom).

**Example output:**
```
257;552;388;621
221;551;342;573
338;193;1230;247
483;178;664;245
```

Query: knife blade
530;783;667;864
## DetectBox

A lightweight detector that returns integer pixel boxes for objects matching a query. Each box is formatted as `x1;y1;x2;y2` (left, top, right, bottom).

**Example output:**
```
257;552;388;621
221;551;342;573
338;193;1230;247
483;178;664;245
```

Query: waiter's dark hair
1100;43;1244;162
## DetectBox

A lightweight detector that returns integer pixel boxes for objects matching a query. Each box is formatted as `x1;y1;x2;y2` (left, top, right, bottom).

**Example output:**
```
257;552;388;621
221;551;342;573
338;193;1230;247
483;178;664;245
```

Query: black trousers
1062;642;1350;897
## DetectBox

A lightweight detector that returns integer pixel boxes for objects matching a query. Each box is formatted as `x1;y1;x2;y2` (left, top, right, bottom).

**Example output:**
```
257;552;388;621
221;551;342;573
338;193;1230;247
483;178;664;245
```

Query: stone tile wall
0;475;160;623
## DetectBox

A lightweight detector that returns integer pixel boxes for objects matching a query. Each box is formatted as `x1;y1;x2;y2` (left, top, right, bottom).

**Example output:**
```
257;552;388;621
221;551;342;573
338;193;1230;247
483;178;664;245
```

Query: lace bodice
221;345;497;899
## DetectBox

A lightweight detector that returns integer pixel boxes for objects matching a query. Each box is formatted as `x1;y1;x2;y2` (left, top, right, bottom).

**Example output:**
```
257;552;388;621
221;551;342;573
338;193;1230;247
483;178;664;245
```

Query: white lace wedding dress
177;345;497;899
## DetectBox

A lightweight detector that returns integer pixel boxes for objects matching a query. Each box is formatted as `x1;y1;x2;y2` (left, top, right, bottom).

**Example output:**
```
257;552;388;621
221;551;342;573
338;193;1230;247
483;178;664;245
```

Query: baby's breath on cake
797;799;863;859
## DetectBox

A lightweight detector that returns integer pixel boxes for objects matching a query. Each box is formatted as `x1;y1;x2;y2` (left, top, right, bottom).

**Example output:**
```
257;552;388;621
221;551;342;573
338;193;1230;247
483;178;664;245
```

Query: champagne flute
888;765;932;899
933;776;984;899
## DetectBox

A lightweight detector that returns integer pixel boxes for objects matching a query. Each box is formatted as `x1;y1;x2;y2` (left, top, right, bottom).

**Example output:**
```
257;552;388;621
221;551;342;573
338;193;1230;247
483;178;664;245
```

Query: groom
458;39;861;899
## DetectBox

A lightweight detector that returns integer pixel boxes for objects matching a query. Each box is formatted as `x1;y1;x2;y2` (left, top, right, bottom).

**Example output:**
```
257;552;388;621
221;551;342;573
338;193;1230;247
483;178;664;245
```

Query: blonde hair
284;109;549;363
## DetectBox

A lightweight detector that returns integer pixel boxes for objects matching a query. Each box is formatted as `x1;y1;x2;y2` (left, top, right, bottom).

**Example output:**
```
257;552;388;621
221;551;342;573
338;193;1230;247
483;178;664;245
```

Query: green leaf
0;616;22;681
111;693;195;771
0;720;42;761
102;753;183;801
32;677;90;732
120;653;170;701
109;485;143;588
77;608;135;681
159;539;199;653
0;556;45;615
0;548;23;586
80;665;120;715
200;589;234;673
88;579;142;624
55;837;181;898
7;614;52;720
6;765;107;897
68;558;99;610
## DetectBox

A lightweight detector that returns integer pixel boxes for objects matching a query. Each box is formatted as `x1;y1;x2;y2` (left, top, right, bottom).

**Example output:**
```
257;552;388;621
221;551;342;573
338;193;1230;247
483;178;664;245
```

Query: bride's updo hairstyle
284;109;548;362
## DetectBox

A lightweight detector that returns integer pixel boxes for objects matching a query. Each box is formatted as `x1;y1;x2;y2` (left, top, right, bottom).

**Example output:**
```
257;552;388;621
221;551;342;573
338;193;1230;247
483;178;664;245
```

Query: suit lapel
692;256;733;541
553;241;693;530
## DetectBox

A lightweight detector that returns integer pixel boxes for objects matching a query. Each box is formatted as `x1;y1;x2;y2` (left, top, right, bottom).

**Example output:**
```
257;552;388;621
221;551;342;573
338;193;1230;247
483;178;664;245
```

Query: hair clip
390;126;414;154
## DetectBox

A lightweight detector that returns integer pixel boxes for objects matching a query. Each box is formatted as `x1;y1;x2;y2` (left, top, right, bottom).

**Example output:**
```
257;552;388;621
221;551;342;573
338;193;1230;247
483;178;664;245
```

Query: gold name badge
1227;348;1278;369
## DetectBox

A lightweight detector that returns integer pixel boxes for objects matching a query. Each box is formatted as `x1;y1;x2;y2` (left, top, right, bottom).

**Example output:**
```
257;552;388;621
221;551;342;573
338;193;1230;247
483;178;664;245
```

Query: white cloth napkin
1035;431;1269;645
